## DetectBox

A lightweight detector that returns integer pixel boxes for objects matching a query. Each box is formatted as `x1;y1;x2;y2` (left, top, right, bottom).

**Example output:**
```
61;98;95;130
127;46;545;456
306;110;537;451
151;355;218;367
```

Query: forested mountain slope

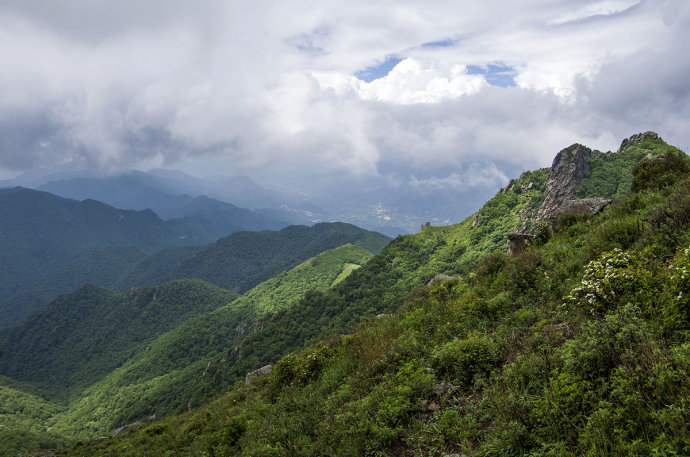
47;132;690;457
0;244;377;454
0;280;236;396
169;222;390;293
0;191;387;329
0;188;209;327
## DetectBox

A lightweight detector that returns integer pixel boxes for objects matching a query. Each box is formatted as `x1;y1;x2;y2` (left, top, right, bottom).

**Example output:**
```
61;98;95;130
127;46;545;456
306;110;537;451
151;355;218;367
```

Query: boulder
507;232;534;254
245;364;272;384
557;198;612;217
428;274;455;285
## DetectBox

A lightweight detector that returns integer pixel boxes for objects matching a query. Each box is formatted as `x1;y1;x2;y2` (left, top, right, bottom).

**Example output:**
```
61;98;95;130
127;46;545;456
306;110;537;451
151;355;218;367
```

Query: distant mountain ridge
0;187;207;326
0;187;389;328
37;174;294;238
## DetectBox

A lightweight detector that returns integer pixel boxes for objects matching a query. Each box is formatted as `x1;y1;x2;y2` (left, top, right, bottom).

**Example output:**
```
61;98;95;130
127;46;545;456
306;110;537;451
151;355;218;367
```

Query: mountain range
0;186;388;328
1;132;689;456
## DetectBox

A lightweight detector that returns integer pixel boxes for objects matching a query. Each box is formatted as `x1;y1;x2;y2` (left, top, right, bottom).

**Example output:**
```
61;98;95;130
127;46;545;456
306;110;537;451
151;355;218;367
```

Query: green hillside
0;244;376;454
0;188;210;328
46;134;690;457
115;245;206;290
170;222;390;293
0;280;236;396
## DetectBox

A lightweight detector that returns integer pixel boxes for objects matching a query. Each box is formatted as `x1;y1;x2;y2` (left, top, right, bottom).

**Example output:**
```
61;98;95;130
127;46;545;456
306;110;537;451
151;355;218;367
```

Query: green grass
332;263;361;286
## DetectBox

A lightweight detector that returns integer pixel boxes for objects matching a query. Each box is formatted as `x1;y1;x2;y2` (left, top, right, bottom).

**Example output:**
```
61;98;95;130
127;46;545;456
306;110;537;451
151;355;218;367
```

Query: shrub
567;249;654;313
632;152;690;192
662;246;690;332
432;332;499;382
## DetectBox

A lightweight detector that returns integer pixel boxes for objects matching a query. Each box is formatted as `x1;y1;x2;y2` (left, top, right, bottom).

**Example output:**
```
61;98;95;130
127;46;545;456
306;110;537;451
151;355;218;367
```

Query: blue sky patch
467;63;517;87
354;55;403;82
422;38;456;48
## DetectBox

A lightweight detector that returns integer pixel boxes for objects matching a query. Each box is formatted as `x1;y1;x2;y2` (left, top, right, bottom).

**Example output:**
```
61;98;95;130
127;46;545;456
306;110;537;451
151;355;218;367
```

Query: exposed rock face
556;198;612;218
245;364;272;384
536;144;602;221
228;345;242;361
472;212;481;227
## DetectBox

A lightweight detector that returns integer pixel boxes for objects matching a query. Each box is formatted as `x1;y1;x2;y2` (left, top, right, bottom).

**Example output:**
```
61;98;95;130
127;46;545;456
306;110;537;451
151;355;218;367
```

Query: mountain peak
617;131;660;152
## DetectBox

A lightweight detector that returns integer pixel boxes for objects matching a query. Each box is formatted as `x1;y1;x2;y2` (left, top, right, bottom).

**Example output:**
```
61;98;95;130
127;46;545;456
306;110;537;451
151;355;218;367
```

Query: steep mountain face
536;143;599;220
53;134;690;457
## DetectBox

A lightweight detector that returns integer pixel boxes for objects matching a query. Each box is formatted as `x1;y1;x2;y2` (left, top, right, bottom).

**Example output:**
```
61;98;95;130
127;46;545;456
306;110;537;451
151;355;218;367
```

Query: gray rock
421;399;440;412
433;382;454;396
428;274;455;285
245;364;272;384
557;198;612;217
536;144;601;221
617;131;659;152
507;232;534;254
472;212;481;227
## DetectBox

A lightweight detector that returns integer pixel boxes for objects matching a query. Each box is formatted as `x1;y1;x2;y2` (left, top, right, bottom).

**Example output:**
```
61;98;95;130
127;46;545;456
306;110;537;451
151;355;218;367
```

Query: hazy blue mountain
37;175;291;238
0;188;214;327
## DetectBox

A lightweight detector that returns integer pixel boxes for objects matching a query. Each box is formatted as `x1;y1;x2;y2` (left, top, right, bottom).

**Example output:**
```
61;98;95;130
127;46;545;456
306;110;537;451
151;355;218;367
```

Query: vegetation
0;245;375;454
4;134;688;457
0;188;210;328
0;280;236;396
49;144;690;457
171;222;390;293
574;133;679;200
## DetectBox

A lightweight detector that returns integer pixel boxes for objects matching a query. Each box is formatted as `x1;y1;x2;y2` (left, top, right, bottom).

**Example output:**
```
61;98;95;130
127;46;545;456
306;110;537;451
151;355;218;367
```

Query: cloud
0;0;688;187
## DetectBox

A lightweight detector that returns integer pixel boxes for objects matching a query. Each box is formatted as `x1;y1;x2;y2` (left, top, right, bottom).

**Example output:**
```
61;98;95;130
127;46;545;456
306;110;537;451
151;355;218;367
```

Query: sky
1;0;689;197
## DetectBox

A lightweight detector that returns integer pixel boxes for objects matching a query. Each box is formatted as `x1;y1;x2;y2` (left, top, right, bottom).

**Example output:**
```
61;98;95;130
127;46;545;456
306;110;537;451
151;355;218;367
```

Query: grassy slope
55;137;690;457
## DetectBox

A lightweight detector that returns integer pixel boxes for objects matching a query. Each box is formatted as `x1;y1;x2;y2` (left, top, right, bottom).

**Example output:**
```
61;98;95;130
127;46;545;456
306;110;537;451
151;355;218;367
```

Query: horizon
1;1;689;230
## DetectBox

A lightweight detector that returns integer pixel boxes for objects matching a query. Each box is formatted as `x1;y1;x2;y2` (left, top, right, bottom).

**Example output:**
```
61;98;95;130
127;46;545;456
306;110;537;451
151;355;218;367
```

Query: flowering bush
568;249;653;312
663;246;690;331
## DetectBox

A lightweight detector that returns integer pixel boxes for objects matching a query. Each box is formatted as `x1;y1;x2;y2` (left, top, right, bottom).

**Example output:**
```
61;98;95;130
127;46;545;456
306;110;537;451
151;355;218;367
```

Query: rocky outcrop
617;131;659;152
427;274;456;285
536;144;602;221
556;198;612;218
507;233;534;254
245;364;272;384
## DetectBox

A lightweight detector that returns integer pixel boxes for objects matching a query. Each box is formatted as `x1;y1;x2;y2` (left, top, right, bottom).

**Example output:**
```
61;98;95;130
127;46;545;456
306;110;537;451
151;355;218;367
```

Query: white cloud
0;0;687;186
548;0;641;25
